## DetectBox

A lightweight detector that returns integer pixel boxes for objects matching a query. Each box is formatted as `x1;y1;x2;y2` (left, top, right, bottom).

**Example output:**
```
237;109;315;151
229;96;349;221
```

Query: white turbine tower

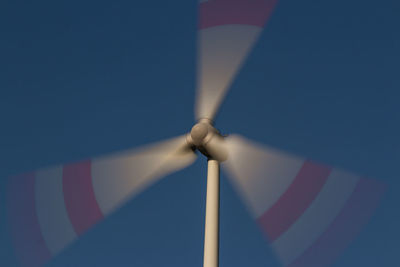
7;1;385;267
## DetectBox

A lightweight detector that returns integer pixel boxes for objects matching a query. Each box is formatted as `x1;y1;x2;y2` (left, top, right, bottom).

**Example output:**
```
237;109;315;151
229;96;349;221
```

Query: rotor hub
187;120;228;162
190;122;210;146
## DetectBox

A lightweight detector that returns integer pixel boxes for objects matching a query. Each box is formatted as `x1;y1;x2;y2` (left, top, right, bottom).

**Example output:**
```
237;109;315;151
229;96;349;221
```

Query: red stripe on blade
63;160;103;235
7;172;51;267
289;178;386;267
199;0;278;29
257;161;332;242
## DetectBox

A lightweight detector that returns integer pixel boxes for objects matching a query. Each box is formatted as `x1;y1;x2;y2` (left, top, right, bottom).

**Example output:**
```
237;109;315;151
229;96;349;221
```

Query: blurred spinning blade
7;135;196;267
222;135;386;267
195;0;278;121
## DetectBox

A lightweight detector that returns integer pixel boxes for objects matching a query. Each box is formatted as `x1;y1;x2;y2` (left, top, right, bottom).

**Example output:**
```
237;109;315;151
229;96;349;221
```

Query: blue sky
1;0;399;266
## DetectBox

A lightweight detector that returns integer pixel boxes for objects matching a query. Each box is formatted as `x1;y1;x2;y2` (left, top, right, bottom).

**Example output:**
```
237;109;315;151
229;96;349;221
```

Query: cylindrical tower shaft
203;159;220;267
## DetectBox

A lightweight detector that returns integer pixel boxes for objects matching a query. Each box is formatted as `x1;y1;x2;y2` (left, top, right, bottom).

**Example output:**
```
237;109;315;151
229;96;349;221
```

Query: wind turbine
7;0;385;267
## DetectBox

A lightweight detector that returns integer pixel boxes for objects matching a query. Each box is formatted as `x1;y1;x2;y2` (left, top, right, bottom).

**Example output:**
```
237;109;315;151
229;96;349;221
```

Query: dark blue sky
1;0;399;266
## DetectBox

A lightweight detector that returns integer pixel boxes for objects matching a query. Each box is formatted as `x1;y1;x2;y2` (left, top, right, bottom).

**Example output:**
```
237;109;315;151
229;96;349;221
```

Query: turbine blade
7;135;196;267
222;135;386;266
195;0;278;121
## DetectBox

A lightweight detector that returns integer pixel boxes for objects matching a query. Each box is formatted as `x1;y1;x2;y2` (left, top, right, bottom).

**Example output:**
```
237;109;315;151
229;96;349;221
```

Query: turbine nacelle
187;119;228;162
